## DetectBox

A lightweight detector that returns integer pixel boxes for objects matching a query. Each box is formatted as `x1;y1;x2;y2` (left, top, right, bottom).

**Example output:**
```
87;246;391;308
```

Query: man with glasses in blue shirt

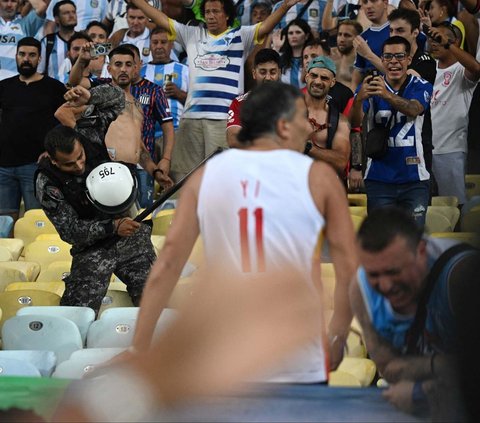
350;36;433;227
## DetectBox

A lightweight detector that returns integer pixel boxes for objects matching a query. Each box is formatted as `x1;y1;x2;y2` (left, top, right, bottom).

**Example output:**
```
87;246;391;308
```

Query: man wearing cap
304;55;351;177
35;84;156;313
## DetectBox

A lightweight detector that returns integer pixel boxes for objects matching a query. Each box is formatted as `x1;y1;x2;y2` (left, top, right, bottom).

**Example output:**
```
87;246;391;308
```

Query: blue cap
306;55;336;77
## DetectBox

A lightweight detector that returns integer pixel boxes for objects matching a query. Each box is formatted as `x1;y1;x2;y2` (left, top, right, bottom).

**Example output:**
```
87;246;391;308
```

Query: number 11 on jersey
238;207;265;272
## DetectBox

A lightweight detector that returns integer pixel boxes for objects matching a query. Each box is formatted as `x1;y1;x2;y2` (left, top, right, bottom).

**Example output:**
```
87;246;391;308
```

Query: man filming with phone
349;36;433;227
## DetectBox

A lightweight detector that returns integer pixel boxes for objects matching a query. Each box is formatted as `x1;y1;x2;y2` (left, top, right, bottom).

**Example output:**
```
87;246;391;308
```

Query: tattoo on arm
351;132;363;166
386;94;423;117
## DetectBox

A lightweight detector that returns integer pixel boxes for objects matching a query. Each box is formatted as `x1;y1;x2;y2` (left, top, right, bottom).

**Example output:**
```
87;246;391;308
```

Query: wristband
351;164;362;171
161;157;171;162
351;127;362;133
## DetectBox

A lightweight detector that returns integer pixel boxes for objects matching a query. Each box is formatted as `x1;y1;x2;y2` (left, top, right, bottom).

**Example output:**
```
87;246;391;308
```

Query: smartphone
90;43;112;58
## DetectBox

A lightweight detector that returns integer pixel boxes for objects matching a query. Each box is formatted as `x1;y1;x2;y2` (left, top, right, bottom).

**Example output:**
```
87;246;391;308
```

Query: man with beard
0;0;47;79
304;55;351;177
332;20;363;91
58;32;93;83
38;0;78;82
350;36;432;227
0;37;66;222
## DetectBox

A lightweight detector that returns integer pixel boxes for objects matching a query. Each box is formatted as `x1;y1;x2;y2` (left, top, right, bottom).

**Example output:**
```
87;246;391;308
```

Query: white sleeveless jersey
198;149;328;383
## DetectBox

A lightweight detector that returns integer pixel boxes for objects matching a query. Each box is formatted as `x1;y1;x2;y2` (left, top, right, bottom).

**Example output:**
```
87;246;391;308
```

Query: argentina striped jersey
38;33;69;81
272;0;326;33
46;0;108;30
170;19;258;119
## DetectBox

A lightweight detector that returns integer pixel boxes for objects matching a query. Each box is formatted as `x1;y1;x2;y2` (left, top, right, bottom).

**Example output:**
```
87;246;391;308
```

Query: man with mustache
0;37;66;223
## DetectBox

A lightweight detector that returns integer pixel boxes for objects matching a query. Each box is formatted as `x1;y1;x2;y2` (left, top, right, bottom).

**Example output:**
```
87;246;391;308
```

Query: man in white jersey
129;0;305;181
0;0;46;78
428;23;480;206
130;82;358;382
44;0;108;32
38;0;77;81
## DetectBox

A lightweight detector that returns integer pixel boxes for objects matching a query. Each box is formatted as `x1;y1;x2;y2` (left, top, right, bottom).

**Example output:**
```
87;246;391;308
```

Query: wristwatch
351;164;363;171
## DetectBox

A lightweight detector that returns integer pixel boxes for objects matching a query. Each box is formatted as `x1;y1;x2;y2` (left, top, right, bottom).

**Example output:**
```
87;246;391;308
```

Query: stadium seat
100;307;139;321
350;215;364;232
70;347;125;362
329;357;376;387
23;209;48;219
5;281;65;297
35;233;62;241
0;350;56;377
152;209;175;236
427;206;460;228
86;317;137;348
0;238;24;260
150;235;166;254
36;260;72;282
0;215;14;238
2;314;83;363
188;236;204;267
349;206;367;218
0;245;12;262
430;232;480;248
98;290;134;317
431;196;459;207
425;211;454;233
0;262;41;291
0;289;61;328
13;215;58;249
168;276;197;308
17;306;95;345
24;239;72;271
347;193;367;207
0;357;41;377
328;370;362;387
461;208;480;232
465;174;480;200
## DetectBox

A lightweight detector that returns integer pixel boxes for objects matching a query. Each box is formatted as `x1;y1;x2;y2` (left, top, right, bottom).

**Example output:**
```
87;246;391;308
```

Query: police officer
35;84;156;313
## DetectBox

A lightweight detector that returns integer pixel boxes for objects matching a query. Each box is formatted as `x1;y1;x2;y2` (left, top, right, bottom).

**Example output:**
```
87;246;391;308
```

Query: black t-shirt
327;81;353;114
0;75;66;166
409;49;437;85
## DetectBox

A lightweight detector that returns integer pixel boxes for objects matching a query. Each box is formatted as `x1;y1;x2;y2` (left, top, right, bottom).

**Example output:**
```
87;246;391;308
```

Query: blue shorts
0;163;41;214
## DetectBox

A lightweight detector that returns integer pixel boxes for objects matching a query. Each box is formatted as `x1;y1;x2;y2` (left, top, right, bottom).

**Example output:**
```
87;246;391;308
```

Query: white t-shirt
197;149;327;383
431;61;478;154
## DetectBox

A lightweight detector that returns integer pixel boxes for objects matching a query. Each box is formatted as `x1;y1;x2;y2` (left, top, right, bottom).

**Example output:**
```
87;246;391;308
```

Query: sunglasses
381;52;408;61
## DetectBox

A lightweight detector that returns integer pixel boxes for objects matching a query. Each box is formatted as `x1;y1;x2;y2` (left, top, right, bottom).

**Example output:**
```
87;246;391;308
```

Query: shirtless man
103;46;170;189
331;20;363;91
304;55;351;176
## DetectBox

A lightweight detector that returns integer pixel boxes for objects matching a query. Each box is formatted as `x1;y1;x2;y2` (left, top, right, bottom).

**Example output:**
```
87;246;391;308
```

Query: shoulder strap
44;33;56;77
405;242;475;354
326;102;339;150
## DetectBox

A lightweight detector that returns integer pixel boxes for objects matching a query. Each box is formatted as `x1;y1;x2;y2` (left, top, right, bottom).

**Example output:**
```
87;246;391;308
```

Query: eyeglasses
381;52;407;61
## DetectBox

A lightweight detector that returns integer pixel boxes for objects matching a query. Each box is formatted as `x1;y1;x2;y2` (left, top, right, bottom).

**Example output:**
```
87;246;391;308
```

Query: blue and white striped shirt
272;0;326;33
46;0;108;31
38;33;69;81
171;19;259;119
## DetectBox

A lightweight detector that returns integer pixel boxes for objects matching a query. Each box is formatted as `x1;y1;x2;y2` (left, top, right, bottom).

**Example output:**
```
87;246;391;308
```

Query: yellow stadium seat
14;215;58;249
0;238;24;260
23;209;48;219
0;262;41;291
349;206;367;218
427;206;460;228
431;196;459;207
329;357;376;387
430;232;480;248
465;174;480;200
0;289;61;329
461;208;480;232
36;260;72;282
35;233;62;241
5;281;65;297
108;281;127;291
23;239;72;272
328;370;362;387
347;193;367;207
0;245;13;262
152;209;175;236
425;211;454;233
351;215;364;232
188;236;204;267
150;235;166;255
167;276;197;308
98;290;134;317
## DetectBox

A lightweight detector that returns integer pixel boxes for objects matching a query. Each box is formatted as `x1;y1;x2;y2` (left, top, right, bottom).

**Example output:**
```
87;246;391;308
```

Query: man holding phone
349;36;433;227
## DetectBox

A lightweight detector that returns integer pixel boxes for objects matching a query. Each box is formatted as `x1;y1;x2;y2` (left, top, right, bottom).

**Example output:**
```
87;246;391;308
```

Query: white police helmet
86;162;138;214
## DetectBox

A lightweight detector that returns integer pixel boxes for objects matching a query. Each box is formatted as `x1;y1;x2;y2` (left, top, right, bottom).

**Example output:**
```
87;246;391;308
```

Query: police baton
134;147;223;222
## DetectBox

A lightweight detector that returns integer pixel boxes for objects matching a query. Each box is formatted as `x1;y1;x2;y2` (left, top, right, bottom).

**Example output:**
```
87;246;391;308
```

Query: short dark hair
337;19;363;36
86;20;109;36
126;3;141;13
434;21;458;42
151;26;169;38
357;207;423;252
44;125;81;159
17;37;41;54
121;43;141;60
67;31;92;51
238;82;302;144
53;0;76;17
388;8;421;31
254;48;280;67
108;45;135;61
302;37;331;57
200;0;236;27
382;35;411;55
